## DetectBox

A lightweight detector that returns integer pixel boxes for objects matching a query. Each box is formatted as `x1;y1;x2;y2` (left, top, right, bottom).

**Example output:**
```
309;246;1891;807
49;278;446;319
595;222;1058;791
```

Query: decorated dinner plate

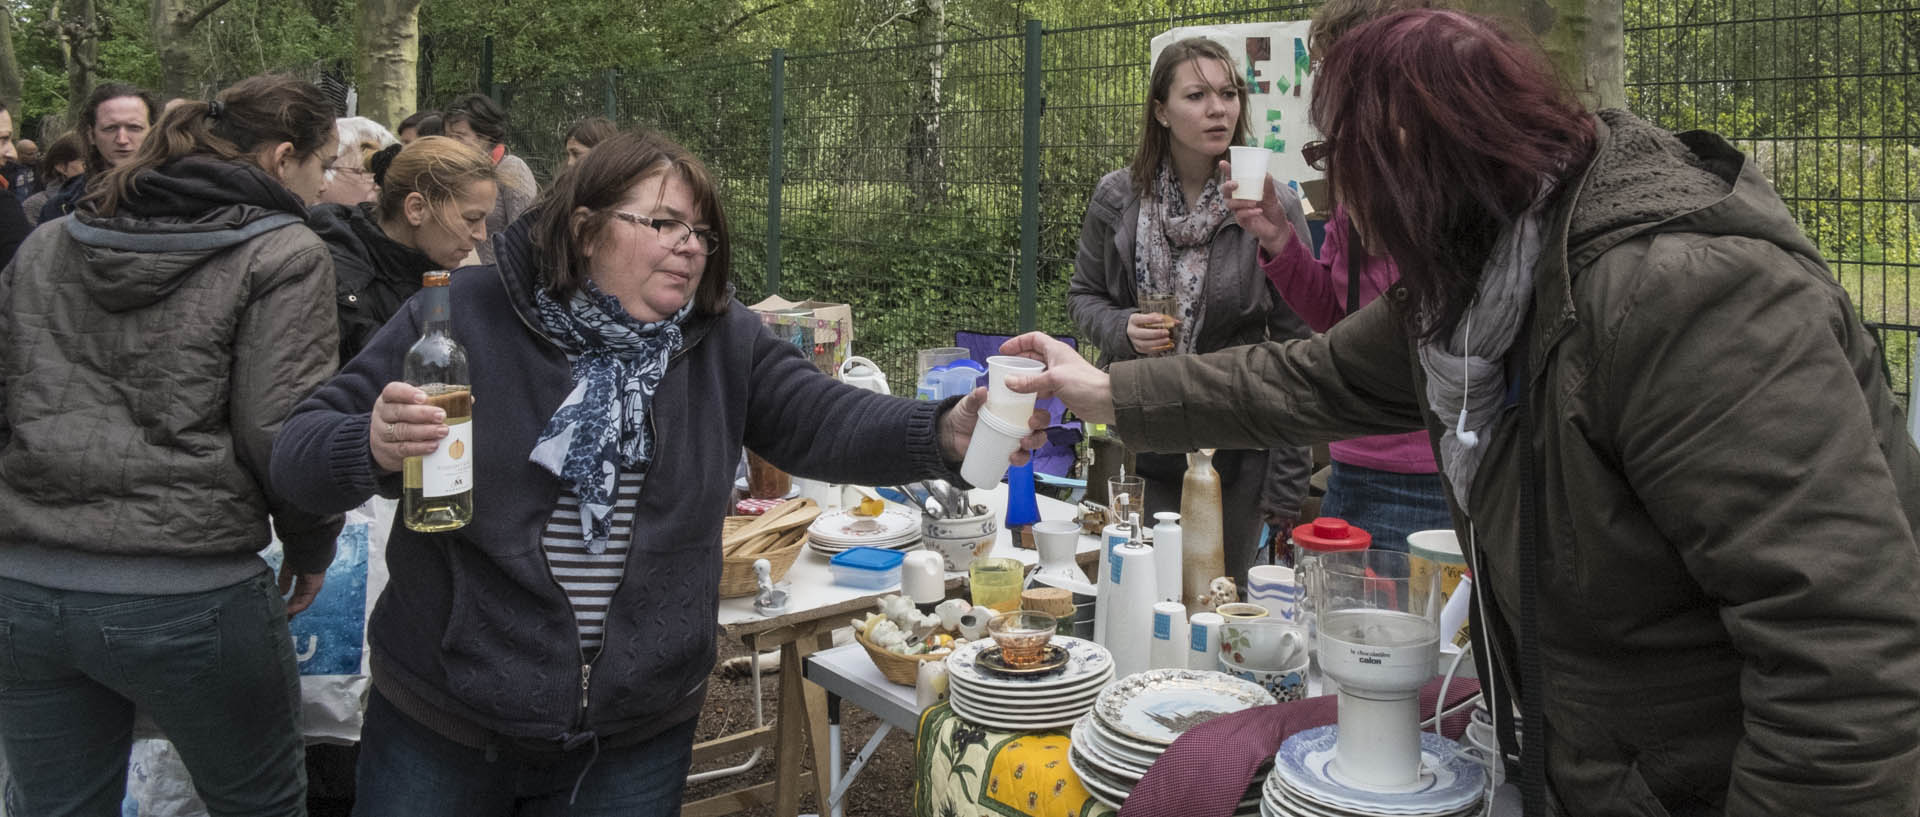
1271;726;1484;816
1070;718;1154;779
808;507;920;544
947;692;1088;732
947;635;1112;691
1093;668;1275;745
950;685;1102;719
1083;716;1167;764
1067;744;1132;809
948;666;1112;700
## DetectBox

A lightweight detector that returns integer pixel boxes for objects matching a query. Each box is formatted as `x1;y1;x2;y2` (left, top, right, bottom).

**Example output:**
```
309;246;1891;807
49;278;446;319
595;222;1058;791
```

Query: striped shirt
540;469;644;654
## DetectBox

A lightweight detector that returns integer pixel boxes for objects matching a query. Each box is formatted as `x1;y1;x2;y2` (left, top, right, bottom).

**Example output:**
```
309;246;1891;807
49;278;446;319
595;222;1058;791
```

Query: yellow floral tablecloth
912;702;1119;817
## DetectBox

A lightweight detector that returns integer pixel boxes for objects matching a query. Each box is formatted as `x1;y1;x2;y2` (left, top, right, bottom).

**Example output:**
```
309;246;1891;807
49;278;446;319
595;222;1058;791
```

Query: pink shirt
1259;206;1439;475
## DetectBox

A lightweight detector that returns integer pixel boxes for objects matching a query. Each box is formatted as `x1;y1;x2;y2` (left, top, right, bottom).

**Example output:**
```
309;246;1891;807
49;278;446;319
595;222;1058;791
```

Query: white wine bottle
402;270;473;532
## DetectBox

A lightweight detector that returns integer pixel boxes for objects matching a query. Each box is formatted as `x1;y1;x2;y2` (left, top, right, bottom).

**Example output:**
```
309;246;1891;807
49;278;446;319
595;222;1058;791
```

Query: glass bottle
402;270;473;532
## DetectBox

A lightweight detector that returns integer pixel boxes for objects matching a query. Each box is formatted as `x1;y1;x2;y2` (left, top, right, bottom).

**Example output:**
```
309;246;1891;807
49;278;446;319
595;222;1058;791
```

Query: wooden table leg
772;638;809;817
805;628;836;813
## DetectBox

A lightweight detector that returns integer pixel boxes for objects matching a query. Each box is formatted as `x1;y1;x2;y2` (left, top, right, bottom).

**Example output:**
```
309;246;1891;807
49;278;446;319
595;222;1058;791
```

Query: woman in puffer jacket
0;74;343;815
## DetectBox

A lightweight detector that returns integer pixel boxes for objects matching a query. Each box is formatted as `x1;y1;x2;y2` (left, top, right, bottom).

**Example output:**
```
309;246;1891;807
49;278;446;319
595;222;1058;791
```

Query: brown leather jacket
1112;111;1920;815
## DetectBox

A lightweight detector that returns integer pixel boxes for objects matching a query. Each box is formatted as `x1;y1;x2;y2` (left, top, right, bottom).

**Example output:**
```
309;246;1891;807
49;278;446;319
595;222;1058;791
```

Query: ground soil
683;633;920;816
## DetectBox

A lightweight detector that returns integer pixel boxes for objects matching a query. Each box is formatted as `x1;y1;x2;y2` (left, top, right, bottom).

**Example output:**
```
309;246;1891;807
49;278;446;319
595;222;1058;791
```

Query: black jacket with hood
307;201;439;365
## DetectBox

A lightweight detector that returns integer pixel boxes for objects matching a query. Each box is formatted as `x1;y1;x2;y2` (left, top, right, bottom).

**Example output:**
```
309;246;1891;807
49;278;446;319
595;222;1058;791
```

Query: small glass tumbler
989;611;1058;668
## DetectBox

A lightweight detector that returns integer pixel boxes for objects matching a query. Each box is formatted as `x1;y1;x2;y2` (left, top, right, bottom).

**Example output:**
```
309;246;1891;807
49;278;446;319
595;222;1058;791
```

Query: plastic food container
828;547;905;590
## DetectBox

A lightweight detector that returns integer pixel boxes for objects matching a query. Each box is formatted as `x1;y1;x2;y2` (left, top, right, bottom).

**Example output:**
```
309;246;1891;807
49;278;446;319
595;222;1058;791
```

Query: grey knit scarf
1418;191;1550;509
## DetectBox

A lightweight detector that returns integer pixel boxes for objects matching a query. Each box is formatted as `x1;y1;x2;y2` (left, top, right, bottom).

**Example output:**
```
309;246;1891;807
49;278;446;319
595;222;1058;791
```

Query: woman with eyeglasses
317;116;398;208
1068;36;1311;586
308;135;499;364
271;128;1045;814
1236;0;1454;557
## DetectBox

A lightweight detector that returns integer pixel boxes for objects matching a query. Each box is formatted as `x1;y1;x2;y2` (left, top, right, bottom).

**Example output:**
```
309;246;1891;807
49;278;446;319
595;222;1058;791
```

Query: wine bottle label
423;421;473;498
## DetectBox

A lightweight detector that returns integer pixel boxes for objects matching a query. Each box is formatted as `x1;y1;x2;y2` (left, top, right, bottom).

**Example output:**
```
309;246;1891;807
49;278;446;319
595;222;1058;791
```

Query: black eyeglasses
607;210;721;256
1302;140;1331;172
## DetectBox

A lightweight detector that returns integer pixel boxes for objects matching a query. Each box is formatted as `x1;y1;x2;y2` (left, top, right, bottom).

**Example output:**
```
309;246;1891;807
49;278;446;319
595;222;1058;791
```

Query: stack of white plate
945;636;1113;731
1263;725;1484;817
806;507;920;555
1068;668;1276;813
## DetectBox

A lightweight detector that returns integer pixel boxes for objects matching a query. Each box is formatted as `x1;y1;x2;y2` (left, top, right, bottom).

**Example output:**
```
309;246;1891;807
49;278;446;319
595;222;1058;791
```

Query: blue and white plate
1270;726;1484;816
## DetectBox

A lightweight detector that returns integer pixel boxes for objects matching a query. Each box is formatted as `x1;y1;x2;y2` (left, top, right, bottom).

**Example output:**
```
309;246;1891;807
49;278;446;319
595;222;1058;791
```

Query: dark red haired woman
1003;10;1920;816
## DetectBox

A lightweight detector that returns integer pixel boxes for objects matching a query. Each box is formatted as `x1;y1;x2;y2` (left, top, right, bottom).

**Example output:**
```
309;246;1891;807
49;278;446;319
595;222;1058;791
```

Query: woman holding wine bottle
271;127;1045;814
0;75;343;816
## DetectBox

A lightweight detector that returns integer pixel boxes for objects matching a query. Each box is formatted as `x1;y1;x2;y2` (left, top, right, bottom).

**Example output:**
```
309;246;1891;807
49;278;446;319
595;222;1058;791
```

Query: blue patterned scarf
528;281;689;551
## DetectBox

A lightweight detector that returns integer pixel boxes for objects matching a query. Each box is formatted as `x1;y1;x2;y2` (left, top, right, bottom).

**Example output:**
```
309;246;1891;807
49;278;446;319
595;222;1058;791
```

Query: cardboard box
749;295;853;373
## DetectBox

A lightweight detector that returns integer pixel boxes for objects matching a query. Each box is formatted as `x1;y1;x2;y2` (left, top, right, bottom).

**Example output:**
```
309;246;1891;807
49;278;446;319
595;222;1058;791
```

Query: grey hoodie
0;156;343;593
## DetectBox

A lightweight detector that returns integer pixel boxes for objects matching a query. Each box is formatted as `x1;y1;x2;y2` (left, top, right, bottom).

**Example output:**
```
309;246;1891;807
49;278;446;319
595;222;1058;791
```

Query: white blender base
1331;689;1426;791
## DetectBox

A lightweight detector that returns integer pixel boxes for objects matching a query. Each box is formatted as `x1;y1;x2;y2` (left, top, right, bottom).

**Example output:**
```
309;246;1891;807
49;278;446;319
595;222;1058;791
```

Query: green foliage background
6;0;1913;394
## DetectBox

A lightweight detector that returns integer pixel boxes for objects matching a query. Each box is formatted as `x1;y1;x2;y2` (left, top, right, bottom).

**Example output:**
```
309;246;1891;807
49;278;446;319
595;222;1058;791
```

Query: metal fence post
766;49;786;295
481;37;495;101
603;69;617;120
1018;20;1043;333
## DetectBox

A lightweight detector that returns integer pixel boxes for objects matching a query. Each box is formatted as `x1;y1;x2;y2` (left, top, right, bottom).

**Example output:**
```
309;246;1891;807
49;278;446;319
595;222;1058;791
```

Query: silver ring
385;422;397;442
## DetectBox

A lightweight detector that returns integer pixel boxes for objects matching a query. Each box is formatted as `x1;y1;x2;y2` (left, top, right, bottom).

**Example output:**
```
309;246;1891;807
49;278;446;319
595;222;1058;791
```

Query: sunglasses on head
1302;140;1330;172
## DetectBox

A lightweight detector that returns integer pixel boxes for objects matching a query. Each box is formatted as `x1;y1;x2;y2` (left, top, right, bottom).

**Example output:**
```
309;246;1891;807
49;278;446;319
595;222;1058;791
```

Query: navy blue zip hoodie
271;217;959;746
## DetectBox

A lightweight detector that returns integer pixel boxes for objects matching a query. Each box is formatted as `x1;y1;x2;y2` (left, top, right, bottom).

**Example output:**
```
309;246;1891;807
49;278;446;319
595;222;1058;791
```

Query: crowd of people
1;2;1917;815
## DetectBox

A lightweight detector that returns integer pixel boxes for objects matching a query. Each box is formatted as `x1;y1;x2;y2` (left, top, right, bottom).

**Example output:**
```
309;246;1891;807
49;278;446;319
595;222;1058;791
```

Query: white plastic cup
959;408;1026;489
1151;601;1190;669
983;355;1045;425
1228;145;1273;201
1188;611;1225;672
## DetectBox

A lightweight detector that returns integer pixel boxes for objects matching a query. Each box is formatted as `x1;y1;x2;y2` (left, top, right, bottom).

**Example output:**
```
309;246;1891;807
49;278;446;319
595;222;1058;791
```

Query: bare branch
181;0;239;32
867;9;917;38
719;0;799;35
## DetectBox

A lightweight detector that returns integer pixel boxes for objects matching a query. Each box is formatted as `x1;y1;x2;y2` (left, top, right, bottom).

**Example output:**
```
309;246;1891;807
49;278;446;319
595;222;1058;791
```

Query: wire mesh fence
1625;0;1920;398
474;2;1917;397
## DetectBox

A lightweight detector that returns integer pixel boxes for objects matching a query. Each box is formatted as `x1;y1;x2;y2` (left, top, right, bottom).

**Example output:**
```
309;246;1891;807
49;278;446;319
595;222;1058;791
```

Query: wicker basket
718;516;807;599
855;626;949;686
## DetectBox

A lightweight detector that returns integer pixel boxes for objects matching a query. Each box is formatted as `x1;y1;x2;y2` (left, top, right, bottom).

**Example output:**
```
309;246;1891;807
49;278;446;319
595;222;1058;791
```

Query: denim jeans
0;571;305;817
1318;461;1454;553
352;690;698;817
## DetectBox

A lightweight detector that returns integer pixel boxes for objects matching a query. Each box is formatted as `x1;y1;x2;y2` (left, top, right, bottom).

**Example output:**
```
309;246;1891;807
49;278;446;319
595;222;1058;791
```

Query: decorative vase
1180;449;1226;611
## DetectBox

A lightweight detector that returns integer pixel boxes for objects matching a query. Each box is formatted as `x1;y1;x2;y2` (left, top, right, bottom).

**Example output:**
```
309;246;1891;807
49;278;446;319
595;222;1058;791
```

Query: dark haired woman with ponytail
0;74;343;815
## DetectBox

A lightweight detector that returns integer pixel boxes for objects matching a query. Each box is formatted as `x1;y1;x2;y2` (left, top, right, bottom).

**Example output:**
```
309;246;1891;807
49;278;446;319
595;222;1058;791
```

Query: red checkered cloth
734;497;785;516
1117;678;1482;817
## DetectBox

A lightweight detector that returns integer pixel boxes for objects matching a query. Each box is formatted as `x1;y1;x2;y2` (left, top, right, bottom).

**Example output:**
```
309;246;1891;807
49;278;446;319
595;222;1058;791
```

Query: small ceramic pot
1221;652;1309;702
923;507;997;573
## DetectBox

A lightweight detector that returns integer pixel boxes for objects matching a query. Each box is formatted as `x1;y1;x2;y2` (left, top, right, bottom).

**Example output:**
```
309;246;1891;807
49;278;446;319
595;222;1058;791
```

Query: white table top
802;642;925;732
718;483;1095;636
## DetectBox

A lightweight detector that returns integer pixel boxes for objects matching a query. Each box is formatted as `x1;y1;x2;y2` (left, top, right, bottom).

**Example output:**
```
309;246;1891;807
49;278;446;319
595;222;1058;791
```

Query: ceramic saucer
977;643;1071;677
1271;726;1484;816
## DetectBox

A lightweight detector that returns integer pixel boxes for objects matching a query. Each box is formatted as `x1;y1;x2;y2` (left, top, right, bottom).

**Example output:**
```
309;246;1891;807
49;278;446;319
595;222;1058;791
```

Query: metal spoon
926;480;968;519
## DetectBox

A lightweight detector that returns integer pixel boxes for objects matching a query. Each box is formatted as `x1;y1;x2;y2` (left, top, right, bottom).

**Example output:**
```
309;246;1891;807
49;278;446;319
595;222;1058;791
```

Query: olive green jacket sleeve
1110;291;1430;456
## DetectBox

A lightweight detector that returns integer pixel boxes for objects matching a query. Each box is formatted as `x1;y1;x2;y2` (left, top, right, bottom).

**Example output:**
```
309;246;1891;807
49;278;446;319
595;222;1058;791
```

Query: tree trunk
904;0;946;206
1466;0;1624;110
59;0;97;122
151;0;194;99
0;12;21;114
355;0;424;129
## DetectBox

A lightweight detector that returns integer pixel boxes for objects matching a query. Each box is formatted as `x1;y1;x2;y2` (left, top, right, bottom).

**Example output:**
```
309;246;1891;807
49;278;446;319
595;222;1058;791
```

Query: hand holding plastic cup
1227;145;1273;201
